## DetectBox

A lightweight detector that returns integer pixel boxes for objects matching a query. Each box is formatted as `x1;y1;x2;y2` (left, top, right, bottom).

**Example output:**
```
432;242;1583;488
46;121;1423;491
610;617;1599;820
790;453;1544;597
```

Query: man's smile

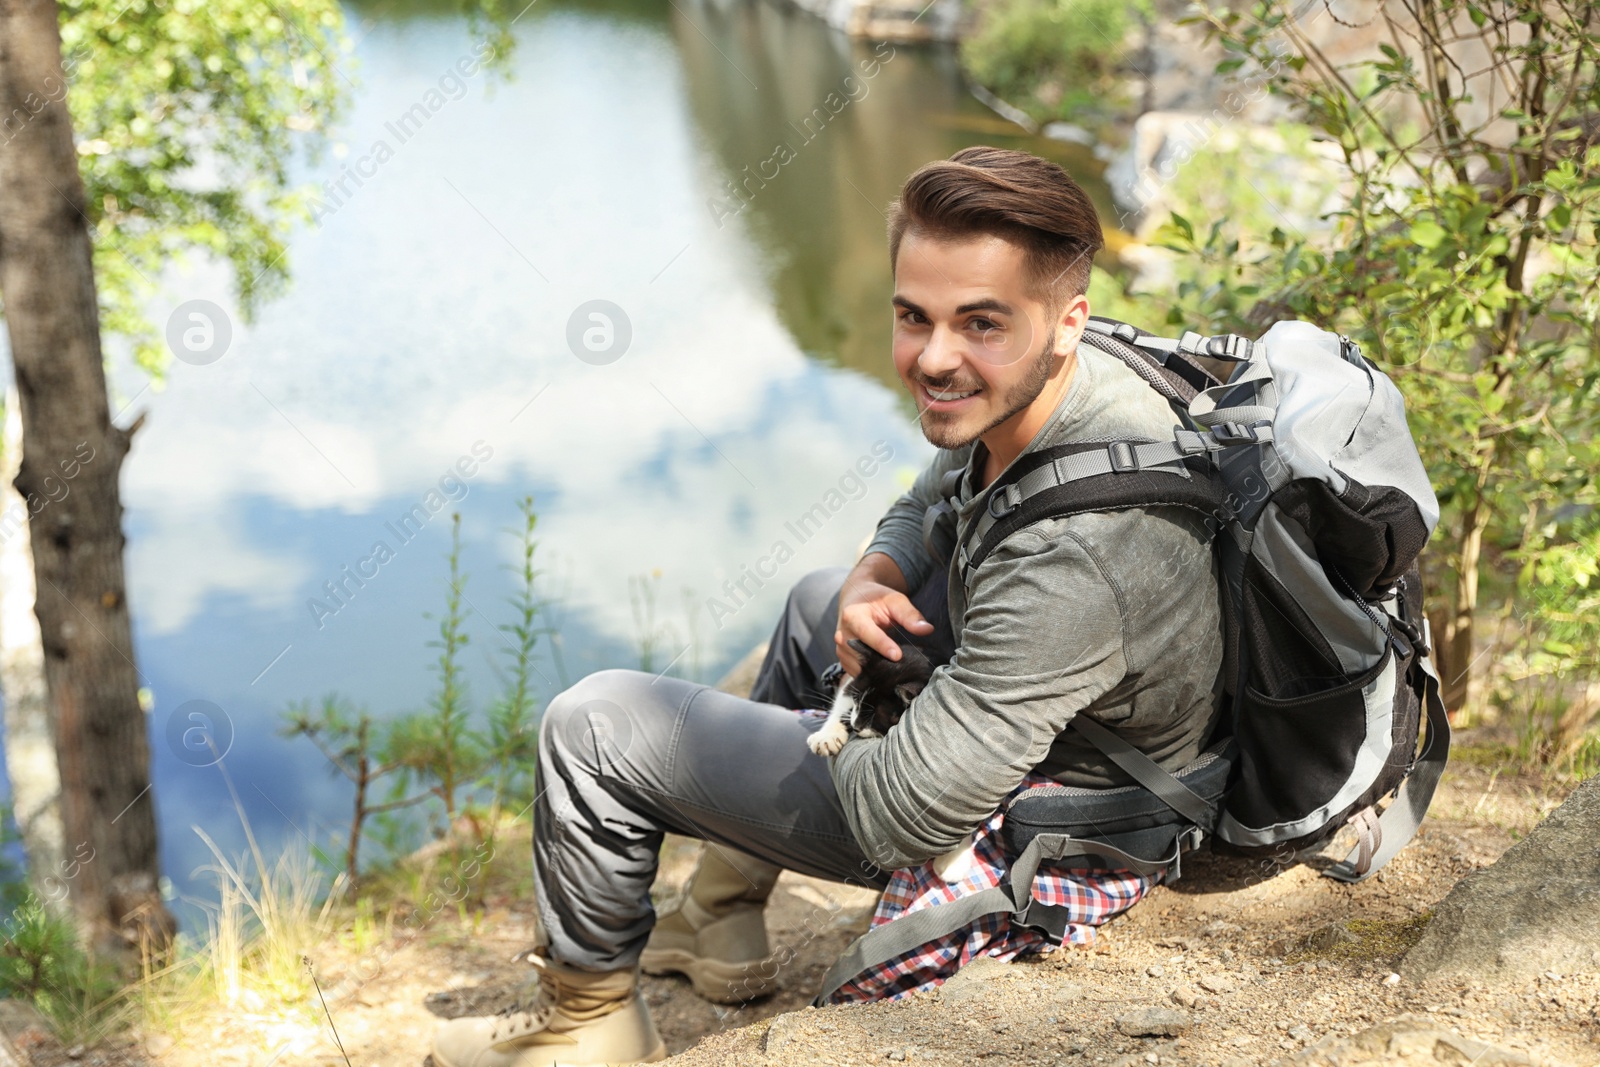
916;381;983;409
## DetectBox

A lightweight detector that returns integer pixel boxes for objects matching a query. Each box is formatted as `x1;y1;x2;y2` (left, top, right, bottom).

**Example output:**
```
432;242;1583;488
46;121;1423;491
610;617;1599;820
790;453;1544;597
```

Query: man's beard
917;325;1058;451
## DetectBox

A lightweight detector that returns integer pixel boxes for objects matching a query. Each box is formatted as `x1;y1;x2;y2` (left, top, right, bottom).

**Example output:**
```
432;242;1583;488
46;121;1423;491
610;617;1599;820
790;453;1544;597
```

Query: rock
1403;774;1600;985
778;0;966;41
1197;973;1236;994
1284;1019;1534;1065
1287;1025;1314;1042
939;955;1011;1005
763;1012;808;1055
1115;1006;1191;1038
1102;110;1345;238
1146;965;1165;977
1047;981;1087;1008
145;1032;176;1057
1170;984;1203;1009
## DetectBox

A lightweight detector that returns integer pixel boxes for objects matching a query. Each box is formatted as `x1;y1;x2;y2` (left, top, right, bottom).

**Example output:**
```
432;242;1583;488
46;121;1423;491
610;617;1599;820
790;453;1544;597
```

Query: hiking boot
640;845;782;1003
430;955;666;1067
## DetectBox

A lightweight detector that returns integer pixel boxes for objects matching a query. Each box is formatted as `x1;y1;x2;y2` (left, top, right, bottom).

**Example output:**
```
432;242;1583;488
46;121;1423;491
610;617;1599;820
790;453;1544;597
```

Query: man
431;147;1223;1067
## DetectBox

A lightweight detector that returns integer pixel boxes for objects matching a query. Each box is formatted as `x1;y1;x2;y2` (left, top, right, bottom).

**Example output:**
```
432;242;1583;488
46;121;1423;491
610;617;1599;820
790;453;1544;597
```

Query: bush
0;899;125;1044
960;0;1145;121
1104;0;1600;733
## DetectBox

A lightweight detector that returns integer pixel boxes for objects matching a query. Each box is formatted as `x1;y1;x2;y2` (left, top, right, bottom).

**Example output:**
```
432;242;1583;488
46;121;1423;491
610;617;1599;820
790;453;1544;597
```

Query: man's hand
835;553;935;674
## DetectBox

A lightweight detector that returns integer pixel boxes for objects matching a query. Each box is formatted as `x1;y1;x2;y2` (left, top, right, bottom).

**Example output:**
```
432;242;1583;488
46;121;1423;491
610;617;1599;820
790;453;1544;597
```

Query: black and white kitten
806;639;937;756
805;639;976;882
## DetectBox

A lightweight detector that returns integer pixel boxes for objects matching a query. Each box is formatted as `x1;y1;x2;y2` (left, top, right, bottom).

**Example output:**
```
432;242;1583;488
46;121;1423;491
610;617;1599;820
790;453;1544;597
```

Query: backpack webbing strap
1323;646;1451;883
1068;717;1216;829
955;425;1275;578
957;440;1209;576
810;831;1183;1007
1194;404;1278;429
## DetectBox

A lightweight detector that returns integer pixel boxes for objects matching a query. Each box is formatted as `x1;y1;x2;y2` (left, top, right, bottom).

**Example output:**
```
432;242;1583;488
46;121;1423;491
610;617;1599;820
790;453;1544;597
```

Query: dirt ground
6;731;1597;1067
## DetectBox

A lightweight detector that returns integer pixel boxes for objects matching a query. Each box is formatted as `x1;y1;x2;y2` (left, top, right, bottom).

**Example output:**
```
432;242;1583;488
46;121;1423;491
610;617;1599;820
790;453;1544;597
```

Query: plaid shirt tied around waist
828;770;1158;1004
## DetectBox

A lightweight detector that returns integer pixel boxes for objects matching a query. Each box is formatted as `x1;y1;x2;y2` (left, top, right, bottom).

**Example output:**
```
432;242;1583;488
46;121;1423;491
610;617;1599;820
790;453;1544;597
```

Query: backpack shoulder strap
955;435;1258;578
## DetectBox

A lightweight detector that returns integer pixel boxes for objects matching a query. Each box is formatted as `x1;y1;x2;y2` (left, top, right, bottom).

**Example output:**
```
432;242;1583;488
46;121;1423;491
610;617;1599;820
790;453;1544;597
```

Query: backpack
813;317;1450;1005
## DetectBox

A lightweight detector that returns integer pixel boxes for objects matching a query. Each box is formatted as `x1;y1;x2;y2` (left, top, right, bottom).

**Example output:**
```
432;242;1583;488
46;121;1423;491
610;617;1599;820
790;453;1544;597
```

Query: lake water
88;0;1114;918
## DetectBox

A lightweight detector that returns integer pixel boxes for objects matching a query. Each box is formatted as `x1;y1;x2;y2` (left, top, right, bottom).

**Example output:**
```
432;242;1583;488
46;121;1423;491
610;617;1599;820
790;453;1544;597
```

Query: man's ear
1055;291;1092;357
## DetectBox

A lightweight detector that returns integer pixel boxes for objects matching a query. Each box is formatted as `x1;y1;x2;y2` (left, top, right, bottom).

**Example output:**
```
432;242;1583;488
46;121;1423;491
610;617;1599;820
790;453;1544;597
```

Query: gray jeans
532;567;892;972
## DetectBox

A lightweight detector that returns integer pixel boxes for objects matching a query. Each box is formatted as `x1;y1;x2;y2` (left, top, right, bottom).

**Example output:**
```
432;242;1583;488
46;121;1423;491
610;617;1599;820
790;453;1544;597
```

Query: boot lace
488;956;561;1041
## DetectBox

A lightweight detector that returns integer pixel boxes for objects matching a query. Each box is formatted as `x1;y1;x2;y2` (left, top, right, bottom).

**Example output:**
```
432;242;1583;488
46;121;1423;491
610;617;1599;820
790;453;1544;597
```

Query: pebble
1383;972;1402;986
1287;1025;1314;1042
1146;965;1165;978
1198;973;1236;994
1116;1006;1191;1038
886;1050;906;1061
1170;984;1204;1009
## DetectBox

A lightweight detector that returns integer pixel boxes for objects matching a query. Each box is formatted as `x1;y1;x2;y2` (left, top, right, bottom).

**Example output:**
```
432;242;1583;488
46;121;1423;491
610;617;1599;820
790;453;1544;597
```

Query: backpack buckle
1210;421;1270;446
1207;334;1253;361
1108;441;1140;473
987;484;1023;519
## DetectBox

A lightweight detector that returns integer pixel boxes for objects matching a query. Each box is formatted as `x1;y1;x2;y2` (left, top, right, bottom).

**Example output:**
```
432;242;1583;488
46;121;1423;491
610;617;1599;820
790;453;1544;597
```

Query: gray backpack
815;317;1450;1004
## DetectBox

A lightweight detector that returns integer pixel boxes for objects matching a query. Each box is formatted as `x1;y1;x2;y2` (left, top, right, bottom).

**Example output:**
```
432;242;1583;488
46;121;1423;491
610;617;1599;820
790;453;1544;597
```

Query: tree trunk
0;0;173;954
0;386;66;910
1438;501;1489;716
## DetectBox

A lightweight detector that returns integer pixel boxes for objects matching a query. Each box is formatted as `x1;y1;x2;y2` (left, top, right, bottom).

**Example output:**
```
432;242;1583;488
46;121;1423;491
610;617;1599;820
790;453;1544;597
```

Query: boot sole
433;1038;667;1067
638;948;780;1004
549;1040;668;1066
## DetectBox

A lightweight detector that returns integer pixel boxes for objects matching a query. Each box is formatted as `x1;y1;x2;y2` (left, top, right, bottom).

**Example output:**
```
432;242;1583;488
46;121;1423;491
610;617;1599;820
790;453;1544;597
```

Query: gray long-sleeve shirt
831;345;1225;871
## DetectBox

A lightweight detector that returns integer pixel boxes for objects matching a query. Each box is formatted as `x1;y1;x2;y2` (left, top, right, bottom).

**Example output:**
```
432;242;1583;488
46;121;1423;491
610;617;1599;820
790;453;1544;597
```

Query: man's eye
898;311;926;325
970;318;999;332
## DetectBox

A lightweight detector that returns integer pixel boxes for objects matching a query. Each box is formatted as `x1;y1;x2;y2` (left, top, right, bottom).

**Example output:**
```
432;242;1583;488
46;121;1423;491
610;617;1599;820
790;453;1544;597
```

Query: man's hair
887;146;1104;312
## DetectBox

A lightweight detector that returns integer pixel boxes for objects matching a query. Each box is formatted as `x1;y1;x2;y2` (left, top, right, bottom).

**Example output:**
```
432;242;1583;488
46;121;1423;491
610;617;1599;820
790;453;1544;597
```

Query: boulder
1282;1018;1534;1066
1402;774;1600;984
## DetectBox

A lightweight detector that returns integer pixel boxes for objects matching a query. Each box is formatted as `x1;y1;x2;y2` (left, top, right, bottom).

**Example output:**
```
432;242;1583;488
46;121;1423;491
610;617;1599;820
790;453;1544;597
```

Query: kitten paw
807;721;848;756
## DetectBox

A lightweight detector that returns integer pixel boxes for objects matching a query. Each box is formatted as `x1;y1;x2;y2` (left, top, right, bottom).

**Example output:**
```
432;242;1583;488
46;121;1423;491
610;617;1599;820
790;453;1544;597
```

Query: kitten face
842;640;936;737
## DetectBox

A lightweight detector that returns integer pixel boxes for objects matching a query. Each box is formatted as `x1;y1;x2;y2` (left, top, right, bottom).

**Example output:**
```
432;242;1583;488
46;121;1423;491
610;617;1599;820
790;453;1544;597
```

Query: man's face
891;231;1079;451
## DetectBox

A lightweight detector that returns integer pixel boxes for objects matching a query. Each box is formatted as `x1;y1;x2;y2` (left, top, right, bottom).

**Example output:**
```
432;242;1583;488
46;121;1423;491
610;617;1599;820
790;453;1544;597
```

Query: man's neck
978;349;1079;489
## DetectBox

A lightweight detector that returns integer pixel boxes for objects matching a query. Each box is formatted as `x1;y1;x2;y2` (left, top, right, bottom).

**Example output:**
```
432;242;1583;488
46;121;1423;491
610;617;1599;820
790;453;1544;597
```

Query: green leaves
1118;0;1600;712
959;0;1140;123
59;0;351;372
1409;218;1448;249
